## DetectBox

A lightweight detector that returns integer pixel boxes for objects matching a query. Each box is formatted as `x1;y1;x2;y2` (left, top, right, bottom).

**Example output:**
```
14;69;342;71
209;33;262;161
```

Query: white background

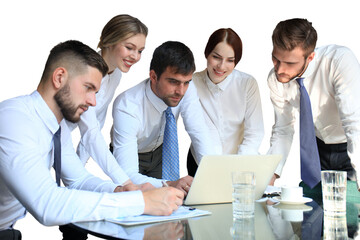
1;0;360;238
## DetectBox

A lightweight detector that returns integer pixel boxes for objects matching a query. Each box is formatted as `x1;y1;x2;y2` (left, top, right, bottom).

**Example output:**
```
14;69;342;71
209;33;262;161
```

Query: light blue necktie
297;77;321;188
53;127;61;186
162;107;179;181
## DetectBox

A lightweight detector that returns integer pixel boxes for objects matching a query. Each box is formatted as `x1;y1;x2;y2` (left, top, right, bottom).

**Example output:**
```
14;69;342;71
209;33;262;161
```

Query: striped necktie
162;107;179;181
297;77;321;188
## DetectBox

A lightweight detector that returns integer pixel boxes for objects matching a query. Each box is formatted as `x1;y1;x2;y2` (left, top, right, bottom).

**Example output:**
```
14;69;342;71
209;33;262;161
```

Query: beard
276;59;309;83
162;93;184;107
54;83;86;123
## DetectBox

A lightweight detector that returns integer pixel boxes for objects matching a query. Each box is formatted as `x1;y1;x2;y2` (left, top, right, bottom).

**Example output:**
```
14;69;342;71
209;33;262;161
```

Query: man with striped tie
112;41;215;195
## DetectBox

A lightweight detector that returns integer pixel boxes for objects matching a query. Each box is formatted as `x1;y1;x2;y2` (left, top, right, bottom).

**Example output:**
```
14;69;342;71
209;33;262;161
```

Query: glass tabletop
72;199;359;239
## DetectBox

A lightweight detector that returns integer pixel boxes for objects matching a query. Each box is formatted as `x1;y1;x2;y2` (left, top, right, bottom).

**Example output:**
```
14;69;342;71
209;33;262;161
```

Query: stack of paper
106;206;211;226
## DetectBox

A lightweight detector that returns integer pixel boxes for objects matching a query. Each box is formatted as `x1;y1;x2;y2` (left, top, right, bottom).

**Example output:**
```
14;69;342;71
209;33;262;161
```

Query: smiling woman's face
206;41;235;84
107;33;146;73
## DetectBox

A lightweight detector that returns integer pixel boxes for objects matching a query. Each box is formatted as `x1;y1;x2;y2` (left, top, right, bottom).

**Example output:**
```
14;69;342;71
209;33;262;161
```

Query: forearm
78;129;130;185
76;107;130;185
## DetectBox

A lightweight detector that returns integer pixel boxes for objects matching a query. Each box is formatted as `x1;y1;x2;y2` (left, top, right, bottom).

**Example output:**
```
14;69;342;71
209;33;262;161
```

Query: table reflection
323;214;348;240
231;217;255;240
72;201;358;240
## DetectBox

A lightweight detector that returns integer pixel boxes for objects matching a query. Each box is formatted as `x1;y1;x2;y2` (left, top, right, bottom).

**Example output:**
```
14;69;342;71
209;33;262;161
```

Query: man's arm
112;97;164;188
331;47;360;190
74;107;132;185
0;108;143;226
266;71;296;178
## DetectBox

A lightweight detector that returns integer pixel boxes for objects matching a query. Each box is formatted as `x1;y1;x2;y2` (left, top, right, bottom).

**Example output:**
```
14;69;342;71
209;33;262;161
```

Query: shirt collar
145;79;168;113
205;69;233;92
31;91;60;134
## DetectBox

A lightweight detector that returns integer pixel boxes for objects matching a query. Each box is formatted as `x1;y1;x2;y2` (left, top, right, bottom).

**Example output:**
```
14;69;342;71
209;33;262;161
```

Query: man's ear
149;70;157;82
307;51;315;63
52;67;67;90
149;70;158;86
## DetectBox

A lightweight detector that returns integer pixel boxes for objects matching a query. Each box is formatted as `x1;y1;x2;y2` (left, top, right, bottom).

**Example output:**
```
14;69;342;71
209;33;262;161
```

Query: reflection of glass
230;217;255;240
323;214;348;240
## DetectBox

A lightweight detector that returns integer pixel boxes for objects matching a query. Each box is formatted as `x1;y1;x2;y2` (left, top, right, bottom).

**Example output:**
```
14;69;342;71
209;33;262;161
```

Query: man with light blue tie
112;41;215;195
267;18;360;195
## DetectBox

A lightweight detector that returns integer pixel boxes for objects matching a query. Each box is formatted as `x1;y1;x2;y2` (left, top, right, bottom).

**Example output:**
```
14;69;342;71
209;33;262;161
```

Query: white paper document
106;206;211;226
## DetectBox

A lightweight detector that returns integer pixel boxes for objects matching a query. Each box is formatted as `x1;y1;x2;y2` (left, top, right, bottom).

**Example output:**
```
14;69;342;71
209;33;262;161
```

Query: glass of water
321;170;347;215
231;171;256;219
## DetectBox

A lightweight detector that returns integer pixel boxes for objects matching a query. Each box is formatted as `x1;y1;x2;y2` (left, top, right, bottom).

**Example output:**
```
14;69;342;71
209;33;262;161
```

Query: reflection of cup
281;209;303;222
231;171;256;218
281;186;303;202
274;204;313;223
323;214;348;240
230;217;255;240
321;171;347;215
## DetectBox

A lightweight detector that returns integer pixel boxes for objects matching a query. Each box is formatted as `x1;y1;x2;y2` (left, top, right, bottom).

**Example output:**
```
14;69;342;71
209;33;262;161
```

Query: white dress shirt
0;91;144;230
66;67;130;185
112;79;215;187
192;69;264;157
267;45;360;187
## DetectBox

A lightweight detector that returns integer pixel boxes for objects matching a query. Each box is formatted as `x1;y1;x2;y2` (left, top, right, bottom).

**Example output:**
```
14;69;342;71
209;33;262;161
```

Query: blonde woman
66;14;151;189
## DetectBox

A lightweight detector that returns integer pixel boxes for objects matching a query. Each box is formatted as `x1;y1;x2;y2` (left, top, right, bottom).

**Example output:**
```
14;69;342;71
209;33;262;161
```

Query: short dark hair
272;18;317;57
204;28;242;66
40;40;108;83
150;41;195;79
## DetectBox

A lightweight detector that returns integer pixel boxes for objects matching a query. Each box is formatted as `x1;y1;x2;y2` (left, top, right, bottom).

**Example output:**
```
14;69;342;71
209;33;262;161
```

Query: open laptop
184;154;282;205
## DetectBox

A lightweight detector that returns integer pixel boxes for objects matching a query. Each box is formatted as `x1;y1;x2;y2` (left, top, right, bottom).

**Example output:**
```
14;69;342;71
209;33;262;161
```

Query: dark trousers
0;229;22;240
186;148;197;177
138;144;163;179
59;225;87;240
110;143;163;179
316;137;356;180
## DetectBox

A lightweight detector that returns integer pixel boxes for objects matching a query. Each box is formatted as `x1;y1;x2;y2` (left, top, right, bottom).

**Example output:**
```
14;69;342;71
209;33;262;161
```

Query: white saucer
274;203;313;211
273;196;312;205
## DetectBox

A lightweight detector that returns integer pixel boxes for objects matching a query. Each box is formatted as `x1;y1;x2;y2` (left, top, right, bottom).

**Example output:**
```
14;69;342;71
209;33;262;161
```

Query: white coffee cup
281;186;303;202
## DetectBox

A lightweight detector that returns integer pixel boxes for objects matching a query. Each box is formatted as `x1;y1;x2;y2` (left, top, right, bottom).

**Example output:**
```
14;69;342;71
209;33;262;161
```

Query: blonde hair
98;14;148;49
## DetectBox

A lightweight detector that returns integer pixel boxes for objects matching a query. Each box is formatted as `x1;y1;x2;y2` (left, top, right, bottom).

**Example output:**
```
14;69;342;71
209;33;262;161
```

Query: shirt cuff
112;190;145;217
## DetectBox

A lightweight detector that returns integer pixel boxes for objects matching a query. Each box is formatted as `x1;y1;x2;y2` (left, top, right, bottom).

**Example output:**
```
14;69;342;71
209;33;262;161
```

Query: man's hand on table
143;187;184;216
114;182;155;192
166;175;193;196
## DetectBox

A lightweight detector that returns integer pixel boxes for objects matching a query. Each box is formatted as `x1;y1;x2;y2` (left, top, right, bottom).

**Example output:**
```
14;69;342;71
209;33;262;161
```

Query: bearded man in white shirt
267;18;360;193
0;40;184;240
112;41;215;195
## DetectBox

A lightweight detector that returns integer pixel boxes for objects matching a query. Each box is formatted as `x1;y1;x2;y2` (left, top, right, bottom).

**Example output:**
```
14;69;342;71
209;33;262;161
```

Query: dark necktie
53;127;61;186
162;107;179;181
297;77;321;188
